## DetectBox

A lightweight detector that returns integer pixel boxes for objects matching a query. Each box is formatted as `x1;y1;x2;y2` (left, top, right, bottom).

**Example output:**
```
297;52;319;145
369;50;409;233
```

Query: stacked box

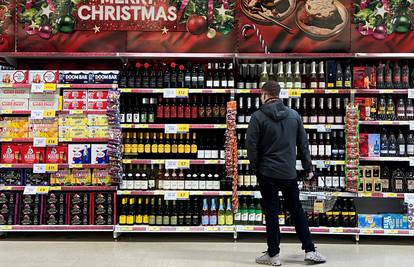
69;193;89;225
358;214;383;229
24;170;49;186
45;145;68;164
50;169;71;186
44;193;65;225
93;192;113;225
91;144;108;164
0;192;17;225
19;195;41;225
68;144;91;164
0;170;23;186
29;70;59;84
0;117;30;138
383;214;409;229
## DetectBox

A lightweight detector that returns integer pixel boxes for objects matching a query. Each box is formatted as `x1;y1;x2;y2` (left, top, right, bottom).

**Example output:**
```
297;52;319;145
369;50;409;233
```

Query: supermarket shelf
0;83;31;88
120;88;232;94
121;124;227;129
236;89;352;94
355;89;409;94
58;138;110;143
359;229;414;236
359;157;411;162
57;110;108;115
0;185;116;191
0;163;108;169
122;159;225;164
237;124;345;130
57;84;117;89
237;191;357;198
0;138;34;142
238;159;346;166
236;225;360;235
0;225;113;232
115;225;235;233
235;53;354;59
358;192;406;199
117;190;232;196
0;110;31;115
359;121;411;126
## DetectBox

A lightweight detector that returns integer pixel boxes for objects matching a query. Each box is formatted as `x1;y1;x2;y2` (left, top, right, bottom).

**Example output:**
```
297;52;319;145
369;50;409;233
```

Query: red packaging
354;97;367;121
46;145;68;163
21;145;45;164
63;100;88;110
88;90;108;100
88;100;108;111
359;133;369;157
1;144;20;163
63;90;87;100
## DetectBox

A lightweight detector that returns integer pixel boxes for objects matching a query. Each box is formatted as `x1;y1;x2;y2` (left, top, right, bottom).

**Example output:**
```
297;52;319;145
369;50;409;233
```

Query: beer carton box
68;144;91;164
91;144;108;164
358;214;383;229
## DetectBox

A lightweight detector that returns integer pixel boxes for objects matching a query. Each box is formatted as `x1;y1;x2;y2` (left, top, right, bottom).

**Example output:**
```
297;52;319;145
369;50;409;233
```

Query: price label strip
288;89;301;98
23;186;37;195
35;186;50;194
164;124;178;134
33;138;47;147
46;138;58;146
279;89;289;99
177;124;190;133
43;83;57;91
177;160;190;169
163;89;177;98
175;88;189;98
176;191;190;200
164;191;177;200
45;164;58;172
31;83;44;93
409;89;414;99
165;160;178;170
33;164;46;174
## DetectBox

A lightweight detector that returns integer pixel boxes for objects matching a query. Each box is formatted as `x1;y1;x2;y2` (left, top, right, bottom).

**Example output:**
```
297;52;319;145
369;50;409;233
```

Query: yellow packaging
1;117;29;138
71;168;92;186
58;115;88;126
59;126;71;139
92;169;111;185
88;126;109;138
88;115;108;126
29;120;59;138
69;126;90;138
50;169;71;186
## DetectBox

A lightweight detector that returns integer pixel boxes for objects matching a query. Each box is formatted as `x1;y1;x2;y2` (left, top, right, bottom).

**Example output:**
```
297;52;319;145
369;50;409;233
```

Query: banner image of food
0;0;14;52
351;0;414;52
238;0;351;53
16;0;236;53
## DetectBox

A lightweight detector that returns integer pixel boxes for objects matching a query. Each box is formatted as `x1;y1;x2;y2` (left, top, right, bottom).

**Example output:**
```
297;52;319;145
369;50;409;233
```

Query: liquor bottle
206;63;213;88
402;62;410;88
338;131;345;160
393;62;402;89
119;198;128;225
119;63;128;88
140;98;148;123
228;63;235;88
302;98;309;123
385;62;393;89
398;131;406;156
213;63;220;88
156;64;163;88
253;64;260;89
259;61;269;88
325;133;332;160
148;98;155;123
237;64;245;89
247;199;256;225
127;198;135;225
269;61;275;82
142;63;150;88
380;130;389;156
220;96;227;123
344;64;352;89
311;133;318;159
225;198;233;225
156;96;163;123
388;131;397;156
309;61;318;89
149;65;157;88
162;200;170;225
377;62;384;89
170;99;177;122
125;98;133;123
301;62;308;89
318;61;326;89
185;63;192;88
234;198;242;225
334;98;343;124
310;97;318;123
318;97;326;123
154;197;163;225
198;64;205;88
185;201;192;226
276;62;285;89
151;133;158;155
331;131;339;159
135;197;143;224
255;201;263;225
318;133;325;160
177;65;185;88
377;96;386;120
201;198;209;226
218;198;225;225
127;64;136;88
220;63;228;88
192;198;200;226
407;133;414;156
240;197;248;225
245;97;252;123
238;96;245;123
326;98;334;124
386;97;395;120
407;99;414;120
285;61;293;89
169;200;177;226
293;61;301;89
397;98;406;120
336;63;343;88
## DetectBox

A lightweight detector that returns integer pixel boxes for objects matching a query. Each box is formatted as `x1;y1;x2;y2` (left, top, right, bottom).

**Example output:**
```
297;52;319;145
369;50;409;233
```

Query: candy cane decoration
242;24;270;54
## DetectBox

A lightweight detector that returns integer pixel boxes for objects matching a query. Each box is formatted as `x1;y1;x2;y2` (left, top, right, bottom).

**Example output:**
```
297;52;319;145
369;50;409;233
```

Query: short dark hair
261;80;280;97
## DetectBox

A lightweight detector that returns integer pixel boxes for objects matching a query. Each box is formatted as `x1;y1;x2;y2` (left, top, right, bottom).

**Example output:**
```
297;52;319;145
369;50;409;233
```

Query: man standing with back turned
247;81;327;266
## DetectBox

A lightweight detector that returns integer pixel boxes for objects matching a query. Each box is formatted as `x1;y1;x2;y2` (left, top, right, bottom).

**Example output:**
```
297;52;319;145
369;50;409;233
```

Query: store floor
1;233;414;267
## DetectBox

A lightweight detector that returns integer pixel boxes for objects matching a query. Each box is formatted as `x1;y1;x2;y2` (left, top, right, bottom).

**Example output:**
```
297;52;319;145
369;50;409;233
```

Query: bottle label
178;145;185;154
319;82;326;88
164;180;171;190
222;80;228;87
149;216;156;225
335;116;343;124
209;216;217;225
344;80;351;88
237;82;245;89
199;181;206;190
192;180;199;190
228;80;235;88
185;181;192;190
286;82;293;89
206;181;214;190
278;82;285;89
238;115;245;123
185;145;191;154
255;213;263;222
124;144;131;154
214;181;220;190
318;116;326;123
220;150;225;159
294;82;301;89
151;144;158;154
318;145;325;156
243;149;248;159
408;145;414;155
197;150;205;159
234;212;241;222
141;181;149;190
133;180;141;190
213;81;220;87
310;82;318;88
336;81;343;88
218;216;225;226
120;114;125;123
133;114;140;123
170;217;178;226
202;215;209;226
301;82;307;89
149;180;155;189
211;150;219;159
148;114;155;123
238;175;244;187
131;144;138;154
121;181;128;190
205;150;213;159
311;145;318;156
399;145;406;155
333;176;339;188
126;114;133;123
302;116;309;124
310;116;318;123
126;181;134;189
251;175;257;187
327;116;334;124
245;115;251;123
171;181;178;190
177;181;185;190
244;175;251;187
248;213;256;222
191;144;197;154
325;145;332;156
158;144;165;154
226;215;233;225
140;114;147;123
144;144;151;154
158;180;164;190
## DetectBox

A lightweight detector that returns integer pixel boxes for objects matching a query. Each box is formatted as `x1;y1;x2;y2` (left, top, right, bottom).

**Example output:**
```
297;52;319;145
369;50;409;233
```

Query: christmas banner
351;0;414;52
237;0;351;53
15;0;236;52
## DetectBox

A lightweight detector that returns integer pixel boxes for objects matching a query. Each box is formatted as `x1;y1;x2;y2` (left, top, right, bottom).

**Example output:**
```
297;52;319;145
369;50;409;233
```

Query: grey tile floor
1;233;414;267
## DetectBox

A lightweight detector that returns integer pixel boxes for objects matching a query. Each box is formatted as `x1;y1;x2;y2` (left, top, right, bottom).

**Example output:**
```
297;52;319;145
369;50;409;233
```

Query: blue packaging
93;71;119;84
91;144;108;164
59;71;94;84
368;134;380;157
358;214;383;229
68;144;91;164
383;214;409;229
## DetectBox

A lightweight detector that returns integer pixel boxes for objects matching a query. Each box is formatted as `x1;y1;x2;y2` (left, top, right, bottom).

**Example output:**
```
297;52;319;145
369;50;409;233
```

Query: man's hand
306;171;314;180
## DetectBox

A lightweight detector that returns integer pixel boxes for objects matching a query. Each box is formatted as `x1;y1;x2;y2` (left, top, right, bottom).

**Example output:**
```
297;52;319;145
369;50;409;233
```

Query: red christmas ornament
39;24;52;39
186;15;208;35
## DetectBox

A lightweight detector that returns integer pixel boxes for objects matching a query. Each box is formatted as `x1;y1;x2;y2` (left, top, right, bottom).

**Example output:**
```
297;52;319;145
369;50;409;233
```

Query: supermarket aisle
1;236;414;267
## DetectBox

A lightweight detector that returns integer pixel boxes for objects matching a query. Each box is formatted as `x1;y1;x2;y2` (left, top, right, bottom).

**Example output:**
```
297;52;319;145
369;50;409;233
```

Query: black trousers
258;175;315;256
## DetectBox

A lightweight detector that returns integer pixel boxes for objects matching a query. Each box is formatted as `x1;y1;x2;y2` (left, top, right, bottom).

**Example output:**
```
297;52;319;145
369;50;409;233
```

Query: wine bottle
309;61;318;89
310;97;318;124
206;63;213;88
407;133;414;156
237;64;245;89
397;98;406;120
191;64;198;89
293;61;301;89
276;62;285;89
259;61;269;88
344;65;352;89
318;61;326;89
326;98;334;124
318;97;326;123
228;63;235;88
335;63;343;89
388;131;397;156
301;62;308;89
285;61;293;89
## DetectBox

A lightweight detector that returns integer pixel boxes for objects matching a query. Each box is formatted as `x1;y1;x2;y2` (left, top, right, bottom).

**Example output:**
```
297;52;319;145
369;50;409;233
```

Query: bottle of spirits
301;62;308;89
184;63;192;88
277;62;285;89
311;133;318;159
309;61;318;89
259;61;269;88
384;62;393;89
335;63;343;89
225;198;233;225
198;64;205;88
213;63;220;88
142;63;150;88
396;98;406;120
388;131;397;156
269;61;276;82
206;63;213;88
134;63;142;88
331;131;339;160
386;97;396;121
325;133;332;160
163;63;171;88
398;130;406;156
238;96;245;124
218;198;225;225
407;99;414;120
285;61;293;89
228;63;235;88
209;198;218;226
318;61;326;89
380;130;389;156
407;133;414;156
310;97;318;124
293;61;301;89
318;97;326;123
344;65;352;89
334;98;343;124
402;62;410;88
237;64;245;89
149;65;157;88
393;62;402;89
220;63;228;88
191;64;199;89
376;62;384;89
302;98;309;123
318;133;325;160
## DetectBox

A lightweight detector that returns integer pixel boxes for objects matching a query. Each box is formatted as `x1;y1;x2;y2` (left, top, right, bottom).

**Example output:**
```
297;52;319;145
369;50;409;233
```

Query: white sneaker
305;250;327;264
255;252;282;266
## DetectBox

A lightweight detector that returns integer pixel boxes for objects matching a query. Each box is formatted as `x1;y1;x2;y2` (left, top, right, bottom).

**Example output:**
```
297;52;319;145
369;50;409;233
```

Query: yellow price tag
326;89;339;94
176;191;190;199
288;89;301;97
325;124;332;129
46;138;58;146
363;229;374;234
177;124;190;133
35;186;50;194
58;84;70;88
123;227;133;231
238;89;250;93
45;164;58;172
70;164;83;168
0;164;12;168
214;89;225;93
206;226;218;231
152;160;165;164
360;192;372;197
386;230;398;234
1;83;12;88
123;160;132;164
382;121;393;125
244;226;254;231
149;226;160;231
302;89;314;94
70;110;84;115
42;110;56;118
1;138;12;142
223;226;233;232
119;191;131;195
138;124;149;129
0;186;12;190
206;160;218;164
121;89;132;93
177;227;190;231
43;83;57;91
332;228;343;233
1;109;13;114
177;160;190;169
176;88;189;97
0;225;12;230
381;90;393;93
387;193;397;198
50;186;62;191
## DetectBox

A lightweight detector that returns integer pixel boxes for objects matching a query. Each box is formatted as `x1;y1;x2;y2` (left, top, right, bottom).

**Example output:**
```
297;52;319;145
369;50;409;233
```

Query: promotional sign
15;0;236;52
0;0;14;52
237;0;351;53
